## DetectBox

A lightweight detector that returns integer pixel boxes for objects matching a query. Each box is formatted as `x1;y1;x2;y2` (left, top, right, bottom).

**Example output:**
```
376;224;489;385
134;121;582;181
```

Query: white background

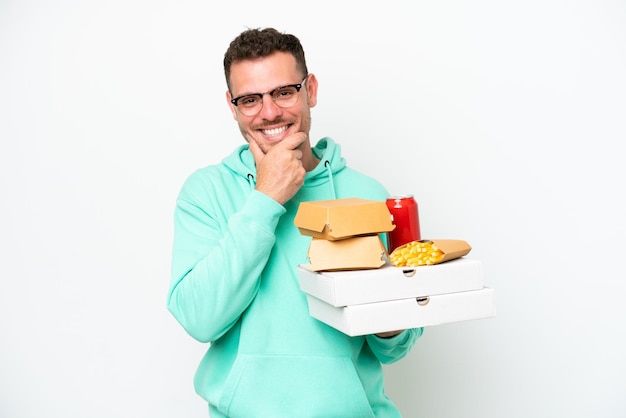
1;1;625;417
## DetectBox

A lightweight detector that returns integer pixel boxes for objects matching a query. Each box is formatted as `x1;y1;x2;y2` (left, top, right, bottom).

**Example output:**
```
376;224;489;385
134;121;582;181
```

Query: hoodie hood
222;137;346;196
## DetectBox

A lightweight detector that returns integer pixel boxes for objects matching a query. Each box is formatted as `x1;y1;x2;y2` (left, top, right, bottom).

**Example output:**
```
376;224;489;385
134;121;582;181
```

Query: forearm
168;190;285;342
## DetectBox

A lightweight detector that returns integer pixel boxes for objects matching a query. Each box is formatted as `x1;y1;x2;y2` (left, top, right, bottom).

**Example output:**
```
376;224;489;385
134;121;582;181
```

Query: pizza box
298;258;484;307
305;287;496;336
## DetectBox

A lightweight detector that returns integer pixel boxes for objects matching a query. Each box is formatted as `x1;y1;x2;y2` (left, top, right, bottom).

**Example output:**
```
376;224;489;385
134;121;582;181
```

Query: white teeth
262;126;288;136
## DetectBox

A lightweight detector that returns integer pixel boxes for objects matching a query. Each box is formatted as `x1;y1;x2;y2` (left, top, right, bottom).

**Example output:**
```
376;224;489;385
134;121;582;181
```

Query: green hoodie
168;137;422;417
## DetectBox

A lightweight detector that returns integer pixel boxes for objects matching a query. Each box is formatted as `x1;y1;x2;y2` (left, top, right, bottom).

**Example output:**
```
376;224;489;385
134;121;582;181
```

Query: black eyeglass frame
230;76;308;109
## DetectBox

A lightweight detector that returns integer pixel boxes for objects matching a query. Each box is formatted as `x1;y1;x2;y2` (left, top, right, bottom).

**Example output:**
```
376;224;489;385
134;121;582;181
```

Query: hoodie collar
223;137;345;198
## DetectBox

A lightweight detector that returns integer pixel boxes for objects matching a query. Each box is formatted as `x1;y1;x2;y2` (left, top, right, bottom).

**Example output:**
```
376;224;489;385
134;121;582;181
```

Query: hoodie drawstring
324;160;337;200
247;173;255;190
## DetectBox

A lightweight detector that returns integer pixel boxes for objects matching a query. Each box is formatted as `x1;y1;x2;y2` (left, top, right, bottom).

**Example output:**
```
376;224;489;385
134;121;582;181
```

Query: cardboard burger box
306;235;388;271
294;198;395;271
294;198;395;241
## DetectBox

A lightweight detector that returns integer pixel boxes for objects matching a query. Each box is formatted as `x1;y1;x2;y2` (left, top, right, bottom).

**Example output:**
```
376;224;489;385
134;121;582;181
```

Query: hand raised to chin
247;132;307;205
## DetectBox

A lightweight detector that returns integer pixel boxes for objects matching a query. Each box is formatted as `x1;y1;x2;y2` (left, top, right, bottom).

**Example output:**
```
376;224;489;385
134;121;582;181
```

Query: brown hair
223;27;308;91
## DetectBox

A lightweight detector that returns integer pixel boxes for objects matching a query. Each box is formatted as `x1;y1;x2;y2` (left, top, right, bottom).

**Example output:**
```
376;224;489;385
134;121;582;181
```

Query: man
168;27;422;418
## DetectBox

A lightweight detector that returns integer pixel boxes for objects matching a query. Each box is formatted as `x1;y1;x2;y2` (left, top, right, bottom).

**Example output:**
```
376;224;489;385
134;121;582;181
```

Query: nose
257;93;283;119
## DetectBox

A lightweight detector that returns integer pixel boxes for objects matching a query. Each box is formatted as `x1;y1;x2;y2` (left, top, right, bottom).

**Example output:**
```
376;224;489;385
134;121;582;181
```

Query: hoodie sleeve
365;328;423;364
167;180;286;343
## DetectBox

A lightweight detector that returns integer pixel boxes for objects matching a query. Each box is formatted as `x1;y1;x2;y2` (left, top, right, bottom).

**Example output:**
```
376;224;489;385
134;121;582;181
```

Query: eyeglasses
230;77;308;116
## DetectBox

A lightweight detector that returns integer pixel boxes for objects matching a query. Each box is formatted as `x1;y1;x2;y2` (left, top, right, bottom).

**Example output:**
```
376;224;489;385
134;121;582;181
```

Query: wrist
375;330;403;338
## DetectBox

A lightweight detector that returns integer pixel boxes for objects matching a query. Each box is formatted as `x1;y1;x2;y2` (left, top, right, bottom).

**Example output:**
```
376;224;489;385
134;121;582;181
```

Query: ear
305;74;318;108
226;90;238;120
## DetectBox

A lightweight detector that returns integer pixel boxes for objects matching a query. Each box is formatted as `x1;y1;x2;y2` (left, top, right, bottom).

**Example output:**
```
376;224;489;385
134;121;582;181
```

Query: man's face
226;51;317;154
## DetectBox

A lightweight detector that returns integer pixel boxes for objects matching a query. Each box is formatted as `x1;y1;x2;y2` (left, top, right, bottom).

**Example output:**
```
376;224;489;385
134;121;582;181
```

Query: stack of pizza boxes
294;198;496;336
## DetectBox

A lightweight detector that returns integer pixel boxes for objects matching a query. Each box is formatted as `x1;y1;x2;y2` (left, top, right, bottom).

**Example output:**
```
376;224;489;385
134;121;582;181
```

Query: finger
246;134;265;164
294;149;303;160
278;132;307;151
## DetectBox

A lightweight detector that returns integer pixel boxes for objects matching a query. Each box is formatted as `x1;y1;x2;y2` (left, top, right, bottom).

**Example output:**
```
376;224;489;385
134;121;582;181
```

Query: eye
238;95;260;107
273;87;296;100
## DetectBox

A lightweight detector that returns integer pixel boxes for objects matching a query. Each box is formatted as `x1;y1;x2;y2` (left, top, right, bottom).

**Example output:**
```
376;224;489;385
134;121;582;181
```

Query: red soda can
386;195;421;253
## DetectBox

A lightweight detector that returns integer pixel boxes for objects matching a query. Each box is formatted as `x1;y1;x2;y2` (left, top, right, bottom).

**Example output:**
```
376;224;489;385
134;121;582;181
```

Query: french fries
389;240;444;267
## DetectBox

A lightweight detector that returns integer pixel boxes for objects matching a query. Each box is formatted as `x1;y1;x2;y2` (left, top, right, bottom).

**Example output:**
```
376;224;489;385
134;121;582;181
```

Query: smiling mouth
261;125;289;137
